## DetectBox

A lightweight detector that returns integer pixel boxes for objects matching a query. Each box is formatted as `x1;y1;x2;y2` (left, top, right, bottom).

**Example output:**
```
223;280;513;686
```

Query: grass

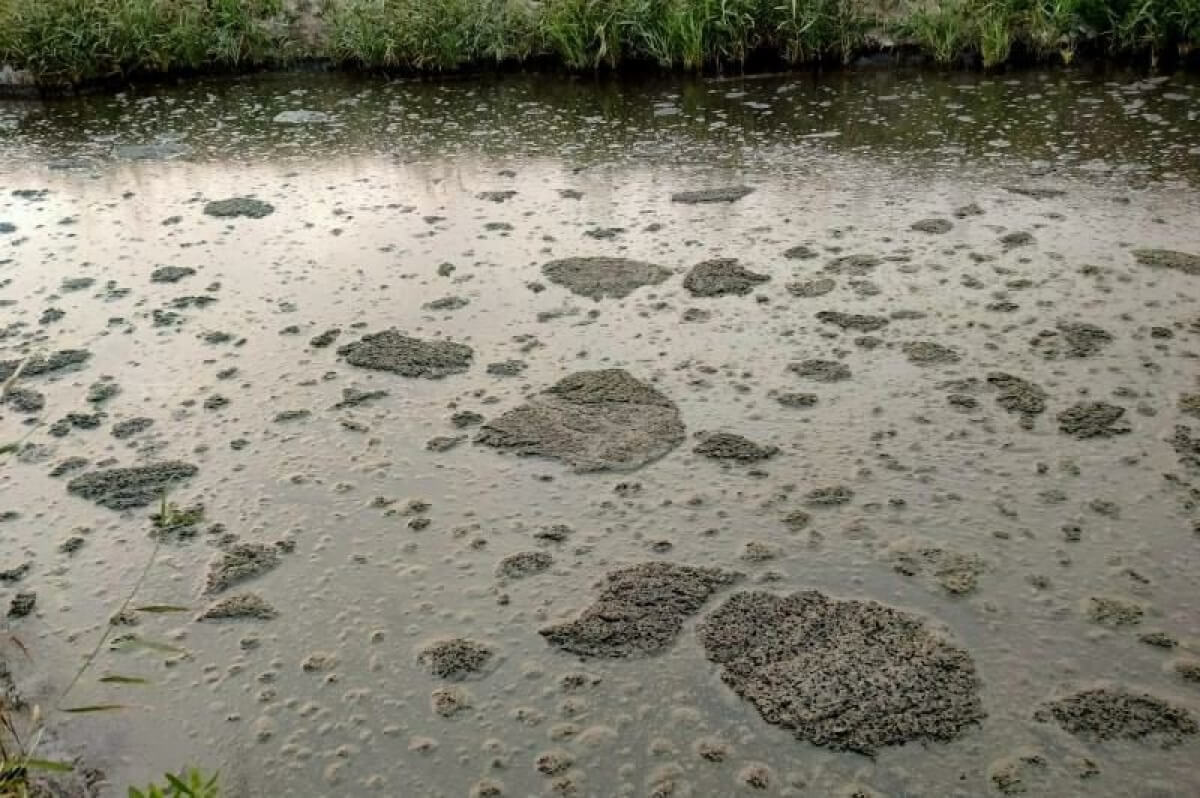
1;0;1199;83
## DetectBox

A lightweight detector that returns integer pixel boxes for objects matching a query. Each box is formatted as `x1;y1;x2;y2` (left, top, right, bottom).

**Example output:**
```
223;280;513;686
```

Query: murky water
1;67;1200;798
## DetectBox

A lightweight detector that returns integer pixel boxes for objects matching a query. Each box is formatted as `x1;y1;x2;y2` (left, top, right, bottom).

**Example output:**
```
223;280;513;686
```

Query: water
1;67;1199;797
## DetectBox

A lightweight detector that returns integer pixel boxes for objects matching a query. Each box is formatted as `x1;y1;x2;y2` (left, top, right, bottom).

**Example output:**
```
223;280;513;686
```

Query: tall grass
1;0;1200;84
0;0;286;83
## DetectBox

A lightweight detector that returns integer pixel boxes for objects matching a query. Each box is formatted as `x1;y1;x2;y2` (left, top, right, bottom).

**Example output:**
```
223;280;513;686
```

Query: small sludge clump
1035;688;1197;747
697;590;984;754
540;562;740;658
202;197;274;219
204;543;281;594
337;329;474;378
417;638;495;680
541;257;672;300
477;369;685;472
683;258;770;297
66;462;198;510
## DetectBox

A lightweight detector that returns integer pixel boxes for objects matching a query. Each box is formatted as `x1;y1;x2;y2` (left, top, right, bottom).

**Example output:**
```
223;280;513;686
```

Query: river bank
1;0;1198;93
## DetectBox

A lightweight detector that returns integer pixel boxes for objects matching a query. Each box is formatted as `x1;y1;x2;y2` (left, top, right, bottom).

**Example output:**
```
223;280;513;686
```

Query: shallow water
1;67;1200;797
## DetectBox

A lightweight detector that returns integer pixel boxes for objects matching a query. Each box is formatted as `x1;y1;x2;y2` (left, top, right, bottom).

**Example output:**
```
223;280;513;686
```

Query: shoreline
1;0;1198;97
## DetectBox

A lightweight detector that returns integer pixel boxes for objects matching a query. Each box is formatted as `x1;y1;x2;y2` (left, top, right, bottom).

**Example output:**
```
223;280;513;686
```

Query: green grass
1;0;1199;85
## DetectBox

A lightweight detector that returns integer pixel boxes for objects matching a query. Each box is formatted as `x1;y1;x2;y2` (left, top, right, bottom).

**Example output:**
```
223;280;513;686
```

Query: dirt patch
1030;322;1113;359
540;562;740;658
542;257;671;300
816;311;888;332
671;186;754;204
789;360;851;382
203;197;274;219
417;638;494;680
337;329;473;378
1133;249;1200;276
66;462;198;510
1034;688;1196;747
683;258;770;297
197;592;278;621
693;433;778;462
805;486;854;506
698;590;984;754
786;278;835;298
476;369;685;472
204;543;281;594
902;341;961;365
1057;402;1130;439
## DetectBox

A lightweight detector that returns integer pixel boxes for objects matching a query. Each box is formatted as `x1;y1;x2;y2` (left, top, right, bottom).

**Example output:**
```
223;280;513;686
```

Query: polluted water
0;68;1199;797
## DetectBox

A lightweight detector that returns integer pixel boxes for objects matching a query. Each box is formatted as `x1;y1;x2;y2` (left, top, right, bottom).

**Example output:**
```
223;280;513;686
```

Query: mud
65;462;198;510
693;433;778;463
337;330;474;378
683;259;770;297
698;590;984;754
540;562;739;658
1034;688;1197;747
542;257;672;300
1058;402;1131;439
670;186;754;204
477;369;685;472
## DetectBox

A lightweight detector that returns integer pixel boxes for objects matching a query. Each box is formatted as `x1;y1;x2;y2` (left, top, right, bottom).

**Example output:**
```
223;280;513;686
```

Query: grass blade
132;605;190;614
98;674;151;685
61;704;129;713
23;758;74;773
110;636;186;655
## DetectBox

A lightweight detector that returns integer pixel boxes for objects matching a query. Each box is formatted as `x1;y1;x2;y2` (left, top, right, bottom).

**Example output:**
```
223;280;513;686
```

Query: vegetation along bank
0;0;1198;89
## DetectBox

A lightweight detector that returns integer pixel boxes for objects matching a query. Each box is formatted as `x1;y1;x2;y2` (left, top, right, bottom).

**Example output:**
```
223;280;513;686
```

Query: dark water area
0;67;1199;797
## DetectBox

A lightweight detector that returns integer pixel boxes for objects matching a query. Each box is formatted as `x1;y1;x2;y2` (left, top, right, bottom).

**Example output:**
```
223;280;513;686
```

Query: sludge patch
698;590;984;754
540;562;740;658
477;369;685;472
